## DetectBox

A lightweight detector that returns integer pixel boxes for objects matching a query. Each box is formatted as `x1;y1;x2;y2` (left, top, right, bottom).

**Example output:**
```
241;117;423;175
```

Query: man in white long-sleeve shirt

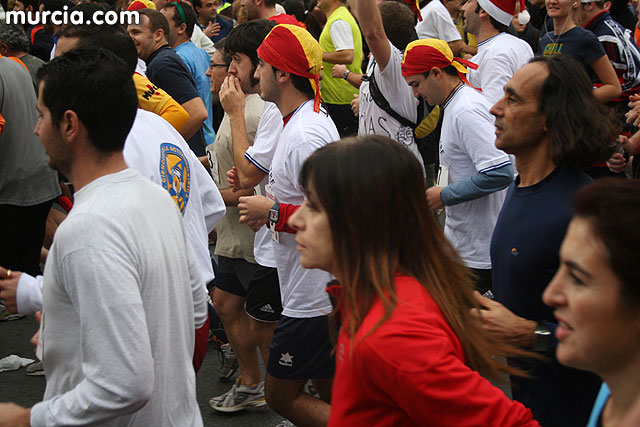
0;48;204;426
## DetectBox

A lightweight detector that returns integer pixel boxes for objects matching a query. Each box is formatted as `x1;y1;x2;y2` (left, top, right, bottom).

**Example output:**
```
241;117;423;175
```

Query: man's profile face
490;61;548;155
35;81;73;175
207;50;229;96
128;15;159;61
254;57;278;103
240;0;258;20
160;7;180;46
229;51;259;93
404;71;442;107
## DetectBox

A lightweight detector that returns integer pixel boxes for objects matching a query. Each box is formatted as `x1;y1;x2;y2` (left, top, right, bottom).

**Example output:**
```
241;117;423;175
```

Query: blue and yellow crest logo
159;143;190;214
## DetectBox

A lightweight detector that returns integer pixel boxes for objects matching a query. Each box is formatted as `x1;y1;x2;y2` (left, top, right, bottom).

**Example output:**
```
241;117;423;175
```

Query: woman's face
543;217;640;376
288;184;335;274
545;0;577;19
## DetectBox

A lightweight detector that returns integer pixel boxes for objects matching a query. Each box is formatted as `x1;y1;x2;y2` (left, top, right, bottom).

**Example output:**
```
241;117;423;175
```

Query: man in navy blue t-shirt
128;9;208;156
471;54;617;427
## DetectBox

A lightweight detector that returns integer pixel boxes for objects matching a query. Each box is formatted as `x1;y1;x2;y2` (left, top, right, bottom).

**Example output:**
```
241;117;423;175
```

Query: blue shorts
267;315;335;380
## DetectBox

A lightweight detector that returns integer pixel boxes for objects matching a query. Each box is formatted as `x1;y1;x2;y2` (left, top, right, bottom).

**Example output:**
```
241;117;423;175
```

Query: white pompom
517;9;531;25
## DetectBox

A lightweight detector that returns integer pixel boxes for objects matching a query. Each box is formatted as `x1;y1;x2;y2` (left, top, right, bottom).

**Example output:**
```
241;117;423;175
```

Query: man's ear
177;22;187;35
59;110;82;143
154;28;166;43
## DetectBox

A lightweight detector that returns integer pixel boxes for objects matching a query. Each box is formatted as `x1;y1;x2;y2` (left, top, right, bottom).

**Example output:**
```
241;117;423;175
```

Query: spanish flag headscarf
257;24;323;113
402;39;479;89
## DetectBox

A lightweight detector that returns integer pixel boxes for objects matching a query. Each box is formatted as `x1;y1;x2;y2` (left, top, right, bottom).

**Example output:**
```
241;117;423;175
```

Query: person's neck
440;76;463;106
276;87;312;120
259;5;277;19
324;2;341;18
553;15;576;35
198;15;209;27
477;22;499;43
172;36;189;48
601;361;640;426
69;151;128;191
514;143;556;187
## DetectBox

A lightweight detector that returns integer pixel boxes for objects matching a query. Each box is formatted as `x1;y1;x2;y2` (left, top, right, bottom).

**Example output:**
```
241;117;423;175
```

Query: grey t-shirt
0;57;59;205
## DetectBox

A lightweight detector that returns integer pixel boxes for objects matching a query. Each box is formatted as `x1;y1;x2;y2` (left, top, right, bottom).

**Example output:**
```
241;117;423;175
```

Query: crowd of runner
0;0;639;425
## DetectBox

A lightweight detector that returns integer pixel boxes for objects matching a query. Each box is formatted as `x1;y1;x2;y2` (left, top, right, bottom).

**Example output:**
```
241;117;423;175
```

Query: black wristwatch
269;202;280;224
533;322;551;353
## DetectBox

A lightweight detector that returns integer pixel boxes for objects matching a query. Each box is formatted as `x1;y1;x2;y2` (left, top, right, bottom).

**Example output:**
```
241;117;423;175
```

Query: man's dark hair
225;19;277;68
192;0;202;9
282;0;305;21
263;0;276;7
20;0;39;11
380;1;417;51
214;37;232;67
41;0;73;13
162;2;197;38
138;8;171;43
0;23;30;53
60;25;138;74
530;54;619;167
475;3;509;33
37;48;138;153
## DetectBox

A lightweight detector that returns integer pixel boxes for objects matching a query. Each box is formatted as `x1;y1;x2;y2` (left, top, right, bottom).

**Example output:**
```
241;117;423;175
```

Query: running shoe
26;360;44;376
0;304;24;321
209;378;266;412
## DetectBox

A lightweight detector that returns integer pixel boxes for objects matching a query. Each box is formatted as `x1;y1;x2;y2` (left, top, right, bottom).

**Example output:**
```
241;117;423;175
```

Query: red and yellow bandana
402;39;479;89
257;24;323;112
127;0;156;10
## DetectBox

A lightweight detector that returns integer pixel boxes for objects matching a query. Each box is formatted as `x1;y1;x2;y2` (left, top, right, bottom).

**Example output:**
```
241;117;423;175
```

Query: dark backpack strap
367;61;423;129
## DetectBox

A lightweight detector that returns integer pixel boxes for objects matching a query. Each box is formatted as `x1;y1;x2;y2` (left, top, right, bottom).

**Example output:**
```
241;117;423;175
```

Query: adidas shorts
245;265;282;323
267;315;335;380
214;256;261;296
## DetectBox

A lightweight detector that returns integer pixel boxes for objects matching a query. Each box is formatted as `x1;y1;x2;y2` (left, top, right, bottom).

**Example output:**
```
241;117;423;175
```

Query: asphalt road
0;314;286;427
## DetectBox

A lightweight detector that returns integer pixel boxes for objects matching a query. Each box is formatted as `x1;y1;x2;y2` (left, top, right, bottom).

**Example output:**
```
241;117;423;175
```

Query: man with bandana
402;39;514;293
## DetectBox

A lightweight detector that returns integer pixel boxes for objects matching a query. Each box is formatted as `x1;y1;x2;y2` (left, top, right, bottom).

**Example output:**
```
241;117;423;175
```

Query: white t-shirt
440;85;510;269
124;109;226;326
245;101;283;268
468;32;533;106
415;0;462;41
330;20;355;51
358;42;425;167
30;169;203;427
268;100;339;318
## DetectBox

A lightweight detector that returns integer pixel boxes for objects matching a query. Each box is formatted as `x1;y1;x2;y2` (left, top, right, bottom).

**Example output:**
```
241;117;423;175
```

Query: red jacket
328;275;539;427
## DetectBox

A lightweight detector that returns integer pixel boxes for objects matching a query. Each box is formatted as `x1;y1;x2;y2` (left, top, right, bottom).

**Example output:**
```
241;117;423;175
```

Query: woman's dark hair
573;178;640;305
37;48;138;153
299;136;525;380
529;54;619;167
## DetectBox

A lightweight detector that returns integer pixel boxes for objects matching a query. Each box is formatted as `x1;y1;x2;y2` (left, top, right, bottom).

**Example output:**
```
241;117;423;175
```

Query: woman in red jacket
289;135;539;427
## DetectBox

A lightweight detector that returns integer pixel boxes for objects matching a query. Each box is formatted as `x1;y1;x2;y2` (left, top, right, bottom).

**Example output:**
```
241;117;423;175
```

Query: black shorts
267;315;335;380
214;256;259;296
215;257;282;322
245;265;282;323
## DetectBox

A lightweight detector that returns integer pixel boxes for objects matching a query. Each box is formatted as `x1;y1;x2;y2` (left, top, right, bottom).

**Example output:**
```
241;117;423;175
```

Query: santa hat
477;0;530;26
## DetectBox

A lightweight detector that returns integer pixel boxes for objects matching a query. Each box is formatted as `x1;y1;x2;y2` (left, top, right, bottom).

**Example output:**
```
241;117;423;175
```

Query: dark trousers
0;199;54;276
325;103;358;137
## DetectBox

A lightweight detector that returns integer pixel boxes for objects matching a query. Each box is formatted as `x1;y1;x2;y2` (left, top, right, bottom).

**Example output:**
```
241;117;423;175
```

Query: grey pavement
0;314;286;427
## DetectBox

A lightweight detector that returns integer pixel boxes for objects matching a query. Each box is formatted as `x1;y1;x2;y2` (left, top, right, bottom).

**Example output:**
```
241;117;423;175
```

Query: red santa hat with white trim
477;0;530;26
